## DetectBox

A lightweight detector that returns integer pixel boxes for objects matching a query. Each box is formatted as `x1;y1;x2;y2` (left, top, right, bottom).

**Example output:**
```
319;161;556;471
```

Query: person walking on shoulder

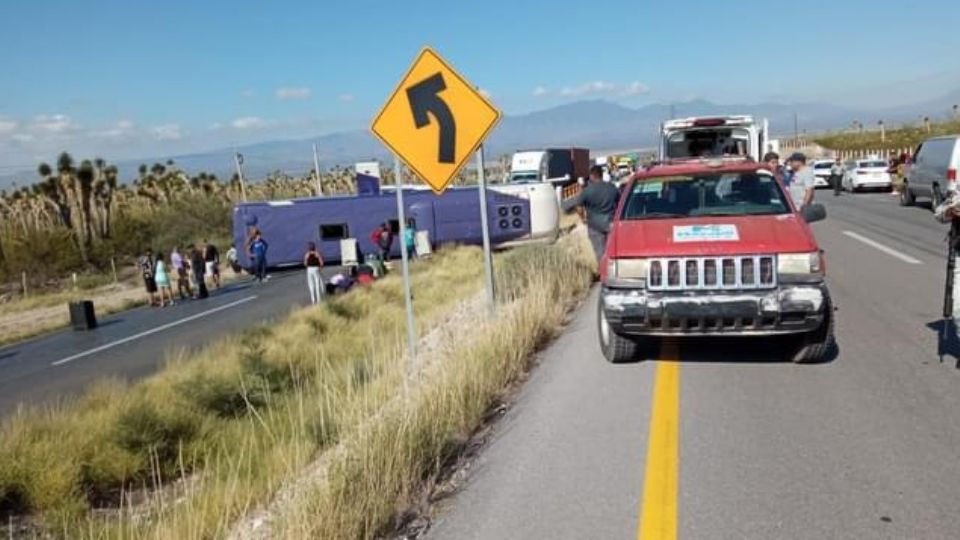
561;165;621;263
154;252;175;307
138;249;159;307
830;156;844;197
786;152;816;211
249;232;269;283
304;241;325;304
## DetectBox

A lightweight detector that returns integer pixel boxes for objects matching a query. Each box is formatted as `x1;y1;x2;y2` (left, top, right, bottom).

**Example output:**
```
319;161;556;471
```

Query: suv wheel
900;182;916;206
598;299;638;363
932;185;944;209
791;297;836;364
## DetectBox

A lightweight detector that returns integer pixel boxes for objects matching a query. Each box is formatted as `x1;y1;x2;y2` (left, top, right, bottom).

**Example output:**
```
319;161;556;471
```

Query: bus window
320;223;350;241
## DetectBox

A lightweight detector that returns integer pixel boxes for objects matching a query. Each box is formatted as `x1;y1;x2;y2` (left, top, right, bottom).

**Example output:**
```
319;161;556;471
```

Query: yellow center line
637;345;680;540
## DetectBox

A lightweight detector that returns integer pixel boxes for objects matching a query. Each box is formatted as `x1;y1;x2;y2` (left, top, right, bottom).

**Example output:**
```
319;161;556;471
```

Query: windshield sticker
673;224;739;242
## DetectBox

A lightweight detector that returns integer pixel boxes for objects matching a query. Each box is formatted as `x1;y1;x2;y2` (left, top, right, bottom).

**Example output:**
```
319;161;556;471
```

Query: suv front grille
647;255;776;291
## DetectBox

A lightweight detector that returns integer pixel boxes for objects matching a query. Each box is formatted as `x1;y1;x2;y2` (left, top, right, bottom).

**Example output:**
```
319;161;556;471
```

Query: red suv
598;160;833;363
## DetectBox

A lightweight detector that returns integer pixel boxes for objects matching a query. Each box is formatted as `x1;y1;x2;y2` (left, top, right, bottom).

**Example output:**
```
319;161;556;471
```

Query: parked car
597;160;832;364
842;159;893;192
811;160;834;188
901;135;960;207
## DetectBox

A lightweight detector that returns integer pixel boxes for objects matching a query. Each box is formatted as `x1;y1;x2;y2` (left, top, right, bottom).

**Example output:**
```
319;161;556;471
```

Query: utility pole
312;143;323;196
233;151;248;202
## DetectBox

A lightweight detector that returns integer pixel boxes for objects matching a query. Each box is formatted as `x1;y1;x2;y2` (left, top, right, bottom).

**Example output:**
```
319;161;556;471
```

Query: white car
811;160;835;188
843;159;893;192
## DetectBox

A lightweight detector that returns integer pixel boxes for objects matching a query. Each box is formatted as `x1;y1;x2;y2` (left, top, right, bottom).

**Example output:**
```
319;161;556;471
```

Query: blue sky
1;0;959;168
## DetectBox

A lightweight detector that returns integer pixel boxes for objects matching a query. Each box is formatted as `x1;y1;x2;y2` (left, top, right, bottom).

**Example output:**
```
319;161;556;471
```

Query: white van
902;135;960;207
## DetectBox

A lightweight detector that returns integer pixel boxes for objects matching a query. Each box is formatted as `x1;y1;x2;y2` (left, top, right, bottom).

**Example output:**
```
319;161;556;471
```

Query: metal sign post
476;145;495;311
394;156;417;367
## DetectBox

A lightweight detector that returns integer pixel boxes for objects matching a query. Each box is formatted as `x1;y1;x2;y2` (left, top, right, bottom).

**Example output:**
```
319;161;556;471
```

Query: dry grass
0;247;484;538
273;231;596;539
0;231;596;540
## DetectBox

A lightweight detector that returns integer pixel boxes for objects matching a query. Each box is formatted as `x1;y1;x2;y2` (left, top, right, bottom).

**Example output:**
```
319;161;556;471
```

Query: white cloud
11;133;34;143
32;114;78;133
338;93;355;103
152;124;183;141
0;118;18;134
231;116;265;129
210;122;223;130
95;119;136;138
560;81;616;97
240;89;255;98
274;87;312;100
622;81;650;97
478;88;492;99
532;86;549;97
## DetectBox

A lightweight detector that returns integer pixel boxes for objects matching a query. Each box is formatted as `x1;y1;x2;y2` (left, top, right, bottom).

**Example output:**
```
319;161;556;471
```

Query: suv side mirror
802;203;827;223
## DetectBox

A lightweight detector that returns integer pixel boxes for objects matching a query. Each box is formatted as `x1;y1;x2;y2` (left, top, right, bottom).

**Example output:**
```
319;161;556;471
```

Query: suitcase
69;300;97;330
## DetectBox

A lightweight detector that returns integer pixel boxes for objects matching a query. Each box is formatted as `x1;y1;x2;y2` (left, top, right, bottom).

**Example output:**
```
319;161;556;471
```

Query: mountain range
3;89;959;189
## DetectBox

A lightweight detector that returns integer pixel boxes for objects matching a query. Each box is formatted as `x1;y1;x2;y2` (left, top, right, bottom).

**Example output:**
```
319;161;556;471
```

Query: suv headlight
778;251;824;282
606;258;649;287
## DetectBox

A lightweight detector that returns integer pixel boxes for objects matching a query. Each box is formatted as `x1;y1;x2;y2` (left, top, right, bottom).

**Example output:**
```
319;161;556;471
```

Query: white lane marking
842;231;923;265
52;296;258;366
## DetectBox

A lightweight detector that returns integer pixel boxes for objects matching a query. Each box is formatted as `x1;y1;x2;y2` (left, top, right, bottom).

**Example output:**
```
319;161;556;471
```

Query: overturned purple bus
231;180;559;269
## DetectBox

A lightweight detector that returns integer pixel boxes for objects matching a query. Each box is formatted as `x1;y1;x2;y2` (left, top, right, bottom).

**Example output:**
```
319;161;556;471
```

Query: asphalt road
427;190;960;540
0;269;332;415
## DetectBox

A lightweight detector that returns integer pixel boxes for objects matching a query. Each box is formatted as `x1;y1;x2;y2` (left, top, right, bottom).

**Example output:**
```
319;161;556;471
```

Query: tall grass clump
0;247;485;538
279;231;595;539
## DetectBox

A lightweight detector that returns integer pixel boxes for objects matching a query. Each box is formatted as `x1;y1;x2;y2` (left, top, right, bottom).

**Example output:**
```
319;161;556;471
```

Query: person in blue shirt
402;218;417;260
248;231;269;283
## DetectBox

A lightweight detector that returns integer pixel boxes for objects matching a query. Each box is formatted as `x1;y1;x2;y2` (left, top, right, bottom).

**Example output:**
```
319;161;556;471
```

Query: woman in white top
303;242;324;305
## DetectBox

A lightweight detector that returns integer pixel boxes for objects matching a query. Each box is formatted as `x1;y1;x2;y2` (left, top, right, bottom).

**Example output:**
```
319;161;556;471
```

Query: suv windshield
621;171;790;219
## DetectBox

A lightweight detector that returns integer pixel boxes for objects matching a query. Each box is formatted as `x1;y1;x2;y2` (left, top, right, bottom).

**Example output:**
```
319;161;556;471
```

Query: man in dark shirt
562;165;622;263
202;239;221;289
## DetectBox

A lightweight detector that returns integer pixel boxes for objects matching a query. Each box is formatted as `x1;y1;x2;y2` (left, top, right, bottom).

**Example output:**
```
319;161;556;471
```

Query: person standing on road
830;156;844;197
170;246;192;300
561;165;622;264
764;152;785;184
202;240;221;289
249;231;269;283
154;252;175;307
303;241;324;304
138;249;158;307
190;245;209;299
786;152;816;211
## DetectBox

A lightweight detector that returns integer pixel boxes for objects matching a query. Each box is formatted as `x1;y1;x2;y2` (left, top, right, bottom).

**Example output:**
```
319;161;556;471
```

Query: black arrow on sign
407;72;456;164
